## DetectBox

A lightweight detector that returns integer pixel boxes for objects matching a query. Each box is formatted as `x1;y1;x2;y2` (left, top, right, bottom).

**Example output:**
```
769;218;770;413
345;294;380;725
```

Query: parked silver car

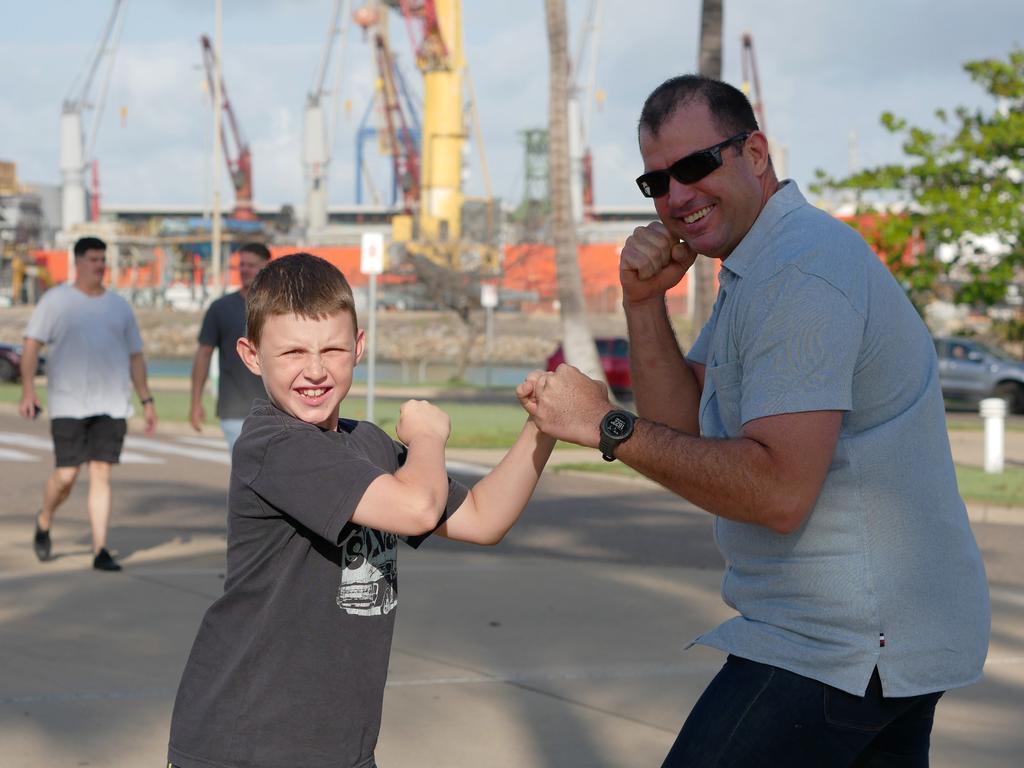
934;336;1024;413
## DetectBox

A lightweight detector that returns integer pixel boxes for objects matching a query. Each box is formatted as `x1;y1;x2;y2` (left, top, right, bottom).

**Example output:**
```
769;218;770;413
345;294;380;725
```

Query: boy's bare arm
437;372;556;545
436;420;555;545
351;400;451;536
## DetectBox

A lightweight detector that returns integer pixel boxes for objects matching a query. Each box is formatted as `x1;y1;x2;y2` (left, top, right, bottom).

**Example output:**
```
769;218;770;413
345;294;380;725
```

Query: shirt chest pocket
701;360;744;438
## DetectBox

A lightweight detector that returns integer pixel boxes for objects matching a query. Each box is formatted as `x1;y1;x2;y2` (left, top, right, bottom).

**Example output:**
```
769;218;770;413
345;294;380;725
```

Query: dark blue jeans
662;656;944;768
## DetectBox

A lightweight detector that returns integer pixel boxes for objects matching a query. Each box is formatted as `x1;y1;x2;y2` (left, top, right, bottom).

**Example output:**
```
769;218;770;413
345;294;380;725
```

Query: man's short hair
74;237;107;258
245;253;358;347
638;74;759;142
237;242;271;261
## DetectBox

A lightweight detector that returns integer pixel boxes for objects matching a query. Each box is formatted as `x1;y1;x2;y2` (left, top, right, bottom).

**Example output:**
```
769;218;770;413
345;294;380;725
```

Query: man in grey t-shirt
189;242;270;451
19;236;158;572
521;75;989;767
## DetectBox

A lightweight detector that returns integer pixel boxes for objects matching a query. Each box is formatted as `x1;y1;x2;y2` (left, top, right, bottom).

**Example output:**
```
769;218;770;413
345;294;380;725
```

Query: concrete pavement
1;410;1023;766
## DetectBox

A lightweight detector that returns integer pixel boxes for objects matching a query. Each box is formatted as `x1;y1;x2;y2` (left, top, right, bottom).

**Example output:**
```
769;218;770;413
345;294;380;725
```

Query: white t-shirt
25;284;144;419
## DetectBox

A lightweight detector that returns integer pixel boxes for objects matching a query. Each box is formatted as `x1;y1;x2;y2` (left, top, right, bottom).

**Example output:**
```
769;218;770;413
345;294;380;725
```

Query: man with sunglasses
520;75;989;766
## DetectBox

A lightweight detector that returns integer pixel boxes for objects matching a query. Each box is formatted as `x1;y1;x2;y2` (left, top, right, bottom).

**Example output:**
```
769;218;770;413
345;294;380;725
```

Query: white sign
360;232;385;275
480;283;499;309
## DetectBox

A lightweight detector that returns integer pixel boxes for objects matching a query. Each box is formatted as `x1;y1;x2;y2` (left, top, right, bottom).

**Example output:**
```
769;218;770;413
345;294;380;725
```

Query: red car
546;336;631;397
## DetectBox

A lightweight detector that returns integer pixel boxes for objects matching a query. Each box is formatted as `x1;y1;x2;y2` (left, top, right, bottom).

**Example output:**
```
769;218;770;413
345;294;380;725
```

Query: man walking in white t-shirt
19;236;158;572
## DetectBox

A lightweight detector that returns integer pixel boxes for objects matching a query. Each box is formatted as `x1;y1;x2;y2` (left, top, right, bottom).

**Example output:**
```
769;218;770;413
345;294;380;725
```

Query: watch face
604;413;632;438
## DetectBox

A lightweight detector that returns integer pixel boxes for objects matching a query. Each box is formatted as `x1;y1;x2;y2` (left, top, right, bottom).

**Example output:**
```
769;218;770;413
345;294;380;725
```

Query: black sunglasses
636;132;751;198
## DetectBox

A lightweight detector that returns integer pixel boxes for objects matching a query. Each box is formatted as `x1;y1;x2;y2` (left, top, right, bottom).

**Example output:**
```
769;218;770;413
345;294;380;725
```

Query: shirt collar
719;179;805;280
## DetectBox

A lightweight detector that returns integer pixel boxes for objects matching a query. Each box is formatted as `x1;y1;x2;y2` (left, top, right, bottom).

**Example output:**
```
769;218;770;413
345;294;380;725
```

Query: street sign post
480;283;498;388
361;233;384;423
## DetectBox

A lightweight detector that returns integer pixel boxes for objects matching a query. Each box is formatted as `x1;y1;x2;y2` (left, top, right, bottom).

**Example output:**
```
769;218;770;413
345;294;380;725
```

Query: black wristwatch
599;409;636;462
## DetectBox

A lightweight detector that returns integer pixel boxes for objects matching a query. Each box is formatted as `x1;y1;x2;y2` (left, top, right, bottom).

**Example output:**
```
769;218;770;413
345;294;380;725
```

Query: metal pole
367;272;377;423
485;305;493;388
211;0;223;297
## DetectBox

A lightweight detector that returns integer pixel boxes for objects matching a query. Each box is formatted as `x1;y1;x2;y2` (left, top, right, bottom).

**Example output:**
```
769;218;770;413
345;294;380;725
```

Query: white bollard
980;397;1006;474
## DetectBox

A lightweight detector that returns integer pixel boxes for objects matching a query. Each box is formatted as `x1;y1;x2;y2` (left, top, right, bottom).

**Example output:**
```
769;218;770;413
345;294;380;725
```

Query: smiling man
190;242;272;452
519;75;991;766
19;236;157;572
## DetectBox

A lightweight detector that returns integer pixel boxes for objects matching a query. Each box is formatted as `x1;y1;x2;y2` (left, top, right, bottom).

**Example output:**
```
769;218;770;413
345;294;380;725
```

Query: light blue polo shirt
687;181;990;696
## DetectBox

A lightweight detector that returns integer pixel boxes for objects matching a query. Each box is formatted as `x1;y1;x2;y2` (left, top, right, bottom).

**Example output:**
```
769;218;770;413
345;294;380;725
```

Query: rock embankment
1;306;635;366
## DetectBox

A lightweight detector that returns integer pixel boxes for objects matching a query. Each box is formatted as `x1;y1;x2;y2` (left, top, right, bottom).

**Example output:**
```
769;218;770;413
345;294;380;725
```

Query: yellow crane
356;0;497;272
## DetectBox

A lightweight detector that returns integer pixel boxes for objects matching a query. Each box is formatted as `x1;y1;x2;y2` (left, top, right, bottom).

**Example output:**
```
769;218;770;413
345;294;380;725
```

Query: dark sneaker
92;548;122;572
33;516;51;562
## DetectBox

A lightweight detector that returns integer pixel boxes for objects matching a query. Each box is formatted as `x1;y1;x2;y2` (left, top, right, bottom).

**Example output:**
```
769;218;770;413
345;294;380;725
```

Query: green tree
814;48;1024;309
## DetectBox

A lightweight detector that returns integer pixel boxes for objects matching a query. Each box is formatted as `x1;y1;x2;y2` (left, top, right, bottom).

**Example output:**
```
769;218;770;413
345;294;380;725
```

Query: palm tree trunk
692;0;723;334
545;0;605;383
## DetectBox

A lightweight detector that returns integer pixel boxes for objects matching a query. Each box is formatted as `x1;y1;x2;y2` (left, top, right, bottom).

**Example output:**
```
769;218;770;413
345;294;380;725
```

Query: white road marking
119;451;165;464
0;433;52;450
0;447;36;461
122;436;230;465
445;460;489;478
0;430;226;465
175;435;229;449
0;431;468;473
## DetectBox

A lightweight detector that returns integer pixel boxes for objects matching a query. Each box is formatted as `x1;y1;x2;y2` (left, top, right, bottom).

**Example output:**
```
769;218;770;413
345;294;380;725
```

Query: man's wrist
622;296;670;324
140;396;154;406
599;409;637;461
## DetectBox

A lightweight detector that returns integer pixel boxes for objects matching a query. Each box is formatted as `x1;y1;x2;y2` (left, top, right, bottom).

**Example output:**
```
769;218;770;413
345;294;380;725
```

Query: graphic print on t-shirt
336;526;398;616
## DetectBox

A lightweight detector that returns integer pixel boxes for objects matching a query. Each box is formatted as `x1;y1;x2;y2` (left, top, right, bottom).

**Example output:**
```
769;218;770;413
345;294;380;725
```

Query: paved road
1;411;1023;767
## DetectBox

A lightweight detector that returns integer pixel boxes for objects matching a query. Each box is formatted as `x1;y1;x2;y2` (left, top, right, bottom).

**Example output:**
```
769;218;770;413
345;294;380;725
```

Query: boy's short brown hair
245;253;358;347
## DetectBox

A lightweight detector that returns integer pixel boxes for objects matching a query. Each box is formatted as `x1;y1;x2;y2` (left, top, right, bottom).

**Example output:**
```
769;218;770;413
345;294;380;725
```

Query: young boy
167;254;555;768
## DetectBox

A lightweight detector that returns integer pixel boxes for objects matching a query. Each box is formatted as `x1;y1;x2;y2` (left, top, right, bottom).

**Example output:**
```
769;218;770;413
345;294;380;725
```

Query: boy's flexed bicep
351;400;452;535
352;472;448;536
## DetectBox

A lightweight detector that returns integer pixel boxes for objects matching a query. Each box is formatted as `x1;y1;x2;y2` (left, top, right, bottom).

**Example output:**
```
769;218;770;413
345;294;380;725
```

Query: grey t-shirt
168;401;469;768
687;181;990;697
24;284;143;419
198;291;267;419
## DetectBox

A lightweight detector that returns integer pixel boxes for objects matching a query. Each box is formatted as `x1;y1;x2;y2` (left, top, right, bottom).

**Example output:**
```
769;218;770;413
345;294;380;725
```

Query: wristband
140;397;155;406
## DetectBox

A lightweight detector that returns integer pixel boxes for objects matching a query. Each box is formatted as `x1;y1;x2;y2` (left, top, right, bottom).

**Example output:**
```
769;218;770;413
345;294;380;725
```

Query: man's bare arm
190;344;215;431
18;337;43;419
616;410;841;533
618;222;702;434
130;352;157;434
524;364;840;534
625;298;702;434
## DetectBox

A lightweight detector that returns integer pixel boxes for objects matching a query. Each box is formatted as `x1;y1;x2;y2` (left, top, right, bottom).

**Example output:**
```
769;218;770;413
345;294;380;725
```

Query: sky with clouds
1;0;1022;216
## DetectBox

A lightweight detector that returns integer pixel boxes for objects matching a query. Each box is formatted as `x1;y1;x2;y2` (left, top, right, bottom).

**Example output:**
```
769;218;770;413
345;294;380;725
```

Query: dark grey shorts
51;416;127;467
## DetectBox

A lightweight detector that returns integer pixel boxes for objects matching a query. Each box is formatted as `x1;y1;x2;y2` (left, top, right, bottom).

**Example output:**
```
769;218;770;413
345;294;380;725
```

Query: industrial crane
354;2;422;216
60;0;127;233
304;0;353;234
355;0;497;271
740;32;767;137
200;34;256;221
354;53;421;206
568;0;602;223
740;32;786;176
374;31;422;215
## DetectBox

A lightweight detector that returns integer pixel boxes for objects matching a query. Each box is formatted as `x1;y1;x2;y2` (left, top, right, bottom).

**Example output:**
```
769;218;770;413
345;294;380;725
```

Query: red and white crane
200;34;256;221
741;32;767;136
